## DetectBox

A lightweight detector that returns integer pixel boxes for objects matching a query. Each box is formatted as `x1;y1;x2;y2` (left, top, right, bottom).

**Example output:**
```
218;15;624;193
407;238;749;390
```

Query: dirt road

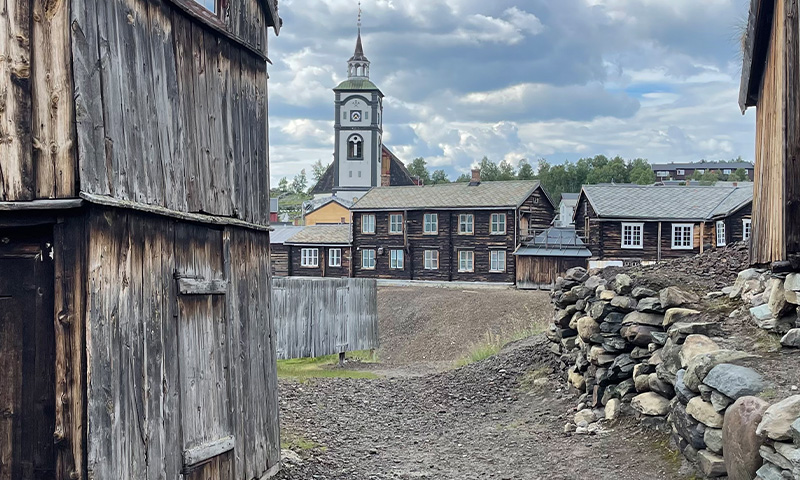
276;287;686;480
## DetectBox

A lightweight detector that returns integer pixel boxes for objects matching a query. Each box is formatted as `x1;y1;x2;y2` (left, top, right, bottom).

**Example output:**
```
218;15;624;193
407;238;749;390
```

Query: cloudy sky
267;0;755;186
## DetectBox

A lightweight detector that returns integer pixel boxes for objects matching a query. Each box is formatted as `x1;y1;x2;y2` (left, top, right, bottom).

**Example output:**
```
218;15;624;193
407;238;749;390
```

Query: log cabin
739;0;800;265
350;171;556;283
270;225;304;277
281;224;353;278
574;184;753;268
0;0;281;478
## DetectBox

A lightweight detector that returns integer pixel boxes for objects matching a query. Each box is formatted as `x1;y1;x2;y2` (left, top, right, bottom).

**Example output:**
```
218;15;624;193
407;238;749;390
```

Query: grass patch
277;350;379;380
453;313;548;368
759;387;779;401
754;330;783;354
518;367;553;391
281;430;325;452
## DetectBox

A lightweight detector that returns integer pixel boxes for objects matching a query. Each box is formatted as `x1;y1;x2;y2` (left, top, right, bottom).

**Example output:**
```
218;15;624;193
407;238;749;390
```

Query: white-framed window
362;214;376;234
490;250;506;272
389;213;404;234
329;248;342;267
424;250;439;270
677;169;685;176
459;214;474;234
696;169;705;174
390;249;404;269
458;250;474;272
361;249;376;270
301;248;319;267
743;219;752;241
671;223;694;250
424;213;438;234
723;169;732;175
490;213;507;235
657;171;669;178
621;223;644;249
716;221;726;247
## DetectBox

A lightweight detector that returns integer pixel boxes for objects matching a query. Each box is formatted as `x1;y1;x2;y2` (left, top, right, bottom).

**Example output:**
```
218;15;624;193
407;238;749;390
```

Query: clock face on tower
350;110;362;122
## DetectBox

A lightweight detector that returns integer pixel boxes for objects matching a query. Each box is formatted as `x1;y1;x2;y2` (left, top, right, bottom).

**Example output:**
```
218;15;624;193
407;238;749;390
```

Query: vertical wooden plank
95;0;131;200
0;266;26;480
160;219;181;478
190;24;211;214
785;0;800;256
239;54;254;223
0;0;34;201
72;0;111;195
228;47;243;221
31;0;75;198
223;229;245;478
172;12;199;212
146;0;187;212
54;217;86;480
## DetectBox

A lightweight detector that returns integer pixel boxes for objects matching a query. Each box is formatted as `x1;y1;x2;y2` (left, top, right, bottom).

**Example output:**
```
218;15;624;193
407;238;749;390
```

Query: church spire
348;2;370;79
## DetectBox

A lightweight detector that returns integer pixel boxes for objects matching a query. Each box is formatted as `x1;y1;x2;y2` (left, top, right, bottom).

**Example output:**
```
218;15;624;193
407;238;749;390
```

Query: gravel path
276;336;687;480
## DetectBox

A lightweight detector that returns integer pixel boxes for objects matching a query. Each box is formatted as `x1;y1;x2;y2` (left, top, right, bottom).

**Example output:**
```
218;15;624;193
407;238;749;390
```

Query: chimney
381;173;391;187
381;149;391;187
469;168;481;186
732;182;738;187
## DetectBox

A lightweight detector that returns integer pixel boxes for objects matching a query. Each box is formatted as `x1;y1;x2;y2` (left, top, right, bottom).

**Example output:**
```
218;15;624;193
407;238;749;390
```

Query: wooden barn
515;228;591;290
740;0;800;264
0;0;281;478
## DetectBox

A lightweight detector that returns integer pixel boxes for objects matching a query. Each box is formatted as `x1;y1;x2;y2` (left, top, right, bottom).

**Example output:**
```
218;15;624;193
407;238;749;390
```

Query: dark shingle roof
515;228;592;258
581;184;753;221
308;146;417;195
285;224;351;245
351;180;543;211
650;162;754;170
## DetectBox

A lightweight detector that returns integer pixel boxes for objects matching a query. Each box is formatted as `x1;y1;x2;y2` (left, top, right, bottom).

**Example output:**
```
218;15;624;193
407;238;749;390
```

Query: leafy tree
455;173;471;182
691;170;720;185
628;158;656;185
431;169;450;184
586;156;629;184
498;159;516;180
277;177;289;193
408;157;431;185
729;168;750;182
478;157;501;181
517;159;535;180
311;160;329;184
291;169;308;194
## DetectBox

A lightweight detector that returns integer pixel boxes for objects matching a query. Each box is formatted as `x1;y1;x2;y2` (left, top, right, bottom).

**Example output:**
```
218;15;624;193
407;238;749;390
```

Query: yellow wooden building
304;197;354;225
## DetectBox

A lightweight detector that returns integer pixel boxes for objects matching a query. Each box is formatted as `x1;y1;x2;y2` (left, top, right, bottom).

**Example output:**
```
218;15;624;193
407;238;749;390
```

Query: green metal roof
334;79;382;92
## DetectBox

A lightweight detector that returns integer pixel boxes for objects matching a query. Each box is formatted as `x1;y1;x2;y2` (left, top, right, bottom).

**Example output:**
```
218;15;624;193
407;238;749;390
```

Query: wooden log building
574;184;753;268
739;0;800;265
0;0;281;478
350;171;556;283
515;227;592;290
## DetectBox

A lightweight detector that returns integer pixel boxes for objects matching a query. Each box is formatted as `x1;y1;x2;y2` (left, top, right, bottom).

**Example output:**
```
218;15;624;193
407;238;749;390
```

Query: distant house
556;193;580;227
739;0;800;264
515;227;592;289
574;184;753;268
303;196;354;226
350;170;556;283
270;197;280;223
270;226;304;277
650;162;755;181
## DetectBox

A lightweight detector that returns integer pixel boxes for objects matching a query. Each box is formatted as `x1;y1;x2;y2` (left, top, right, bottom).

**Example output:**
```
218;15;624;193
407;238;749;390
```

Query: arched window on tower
348;135;364;160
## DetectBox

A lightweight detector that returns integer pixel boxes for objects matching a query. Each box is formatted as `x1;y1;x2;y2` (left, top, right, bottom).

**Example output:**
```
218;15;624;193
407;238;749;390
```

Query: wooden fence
272;277;379;359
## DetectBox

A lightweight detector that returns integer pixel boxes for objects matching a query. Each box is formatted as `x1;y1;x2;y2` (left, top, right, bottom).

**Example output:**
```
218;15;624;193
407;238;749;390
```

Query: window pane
193;0;216;13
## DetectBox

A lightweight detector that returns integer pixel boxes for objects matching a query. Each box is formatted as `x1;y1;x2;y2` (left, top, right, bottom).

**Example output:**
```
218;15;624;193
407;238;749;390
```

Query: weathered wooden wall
71;0;270;224
271;243;290;276
516;256;587;290
272;277;379;360
752;0;787;263
85;207;278;479
288;246;352;278
0;0;75;201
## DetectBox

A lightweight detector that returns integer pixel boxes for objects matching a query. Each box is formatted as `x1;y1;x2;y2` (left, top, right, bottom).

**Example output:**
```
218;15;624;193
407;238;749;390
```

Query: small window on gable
743;219;752;241
192;0;216;13
348;135;364;160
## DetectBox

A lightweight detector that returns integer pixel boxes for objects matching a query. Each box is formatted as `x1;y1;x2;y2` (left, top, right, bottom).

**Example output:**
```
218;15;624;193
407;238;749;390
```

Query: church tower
332;7;384;201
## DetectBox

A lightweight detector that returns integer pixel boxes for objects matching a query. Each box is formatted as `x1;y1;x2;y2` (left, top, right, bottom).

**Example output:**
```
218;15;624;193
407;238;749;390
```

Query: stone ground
275;287;689;480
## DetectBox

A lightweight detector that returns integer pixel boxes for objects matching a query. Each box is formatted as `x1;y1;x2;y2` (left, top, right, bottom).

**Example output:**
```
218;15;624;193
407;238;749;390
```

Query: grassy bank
277;350;379;380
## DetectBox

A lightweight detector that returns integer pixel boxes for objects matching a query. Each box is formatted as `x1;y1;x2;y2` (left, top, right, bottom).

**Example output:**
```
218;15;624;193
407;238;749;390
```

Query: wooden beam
183;436;235;468
80;192;272;232
657;222;662;262
176;277;228;295
0;199;82;211
700;223;705;254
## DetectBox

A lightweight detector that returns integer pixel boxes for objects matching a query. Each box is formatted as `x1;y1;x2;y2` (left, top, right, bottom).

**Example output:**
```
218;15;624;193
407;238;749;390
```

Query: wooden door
0;230;55;479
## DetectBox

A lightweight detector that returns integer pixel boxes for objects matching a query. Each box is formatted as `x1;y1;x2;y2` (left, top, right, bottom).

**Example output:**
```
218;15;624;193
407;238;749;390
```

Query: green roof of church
334;79;381;91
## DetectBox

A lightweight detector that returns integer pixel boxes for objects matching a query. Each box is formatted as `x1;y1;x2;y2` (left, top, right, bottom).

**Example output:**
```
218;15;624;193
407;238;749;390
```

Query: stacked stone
725;268;800;346
754;396;800;480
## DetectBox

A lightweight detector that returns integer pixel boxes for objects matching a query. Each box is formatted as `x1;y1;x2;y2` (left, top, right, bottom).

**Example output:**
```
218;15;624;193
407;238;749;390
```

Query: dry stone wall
549;266;800;480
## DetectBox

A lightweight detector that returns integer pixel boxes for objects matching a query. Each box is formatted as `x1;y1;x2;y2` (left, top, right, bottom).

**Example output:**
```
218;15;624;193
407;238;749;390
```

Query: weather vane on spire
358;2;362;31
